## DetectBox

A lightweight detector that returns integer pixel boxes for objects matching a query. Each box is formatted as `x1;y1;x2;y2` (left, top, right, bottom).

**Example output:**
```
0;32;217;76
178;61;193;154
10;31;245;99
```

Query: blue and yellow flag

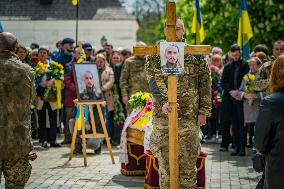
191;0;205;44
237;0;253;60
0;21;4;32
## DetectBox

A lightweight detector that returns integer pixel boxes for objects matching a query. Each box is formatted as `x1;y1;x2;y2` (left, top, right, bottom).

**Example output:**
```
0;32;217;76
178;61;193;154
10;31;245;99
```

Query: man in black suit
219;44;249;156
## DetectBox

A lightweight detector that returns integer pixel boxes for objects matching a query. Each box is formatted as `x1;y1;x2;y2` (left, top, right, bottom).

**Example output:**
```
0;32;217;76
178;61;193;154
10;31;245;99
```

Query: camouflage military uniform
253;59;274;92
146;55;211;189
79;88;101;101
120;56;150;98
0;51;35;189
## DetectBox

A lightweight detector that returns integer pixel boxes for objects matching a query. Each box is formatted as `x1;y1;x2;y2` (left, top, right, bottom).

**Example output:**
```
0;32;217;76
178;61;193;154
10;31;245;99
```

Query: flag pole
75;1;79;47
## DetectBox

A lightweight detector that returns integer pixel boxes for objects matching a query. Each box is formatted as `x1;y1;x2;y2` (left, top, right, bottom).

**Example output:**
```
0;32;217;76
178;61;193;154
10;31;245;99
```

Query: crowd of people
13;37;149;153
201;40;284;157
1;24;284;188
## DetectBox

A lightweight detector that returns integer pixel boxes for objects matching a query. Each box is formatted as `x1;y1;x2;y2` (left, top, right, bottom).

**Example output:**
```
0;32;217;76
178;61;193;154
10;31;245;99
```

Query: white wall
2;20;138;51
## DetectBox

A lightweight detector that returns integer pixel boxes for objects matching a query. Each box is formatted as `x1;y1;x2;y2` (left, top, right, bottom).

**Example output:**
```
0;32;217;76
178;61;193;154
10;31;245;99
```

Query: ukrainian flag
0;21;4;32
191;0;205;44
237;0;253;60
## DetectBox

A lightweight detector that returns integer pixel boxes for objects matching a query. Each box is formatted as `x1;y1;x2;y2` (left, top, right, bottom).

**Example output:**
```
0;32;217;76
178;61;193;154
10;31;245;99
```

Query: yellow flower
60;70;64;75
249;74;255;81
143;93;151;100
243;75;249;81
77;57;84;63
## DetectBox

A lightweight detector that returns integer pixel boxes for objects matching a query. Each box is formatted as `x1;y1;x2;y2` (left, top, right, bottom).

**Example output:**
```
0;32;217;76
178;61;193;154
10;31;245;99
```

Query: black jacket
254;91;284;189
220;60;249;121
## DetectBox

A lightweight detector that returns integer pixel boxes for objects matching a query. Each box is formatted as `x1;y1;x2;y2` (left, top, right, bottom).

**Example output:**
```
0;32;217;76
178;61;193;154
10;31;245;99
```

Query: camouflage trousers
150;118;200;189
0;156;32;189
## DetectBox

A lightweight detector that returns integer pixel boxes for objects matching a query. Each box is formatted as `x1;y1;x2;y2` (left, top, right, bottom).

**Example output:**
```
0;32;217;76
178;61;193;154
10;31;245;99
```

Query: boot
237;147;246;156
231;148;240;156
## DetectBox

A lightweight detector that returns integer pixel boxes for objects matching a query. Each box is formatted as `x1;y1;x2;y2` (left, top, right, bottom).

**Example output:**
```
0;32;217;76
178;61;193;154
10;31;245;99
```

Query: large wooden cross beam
133;1;210;189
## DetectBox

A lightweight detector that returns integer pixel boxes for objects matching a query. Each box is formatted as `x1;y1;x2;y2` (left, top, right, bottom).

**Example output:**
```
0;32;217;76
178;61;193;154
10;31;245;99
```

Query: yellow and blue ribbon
75;105;89;131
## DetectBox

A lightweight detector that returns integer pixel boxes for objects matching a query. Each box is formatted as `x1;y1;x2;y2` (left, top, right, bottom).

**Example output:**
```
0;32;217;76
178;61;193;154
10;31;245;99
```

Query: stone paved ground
1;138;261;189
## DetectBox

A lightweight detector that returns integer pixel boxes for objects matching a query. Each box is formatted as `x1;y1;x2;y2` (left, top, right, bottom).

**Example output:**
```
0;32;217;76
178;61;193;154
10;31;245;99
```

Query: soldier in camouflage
254;40;284;92
0;32;35;189
120;43;150;112
146;18;211;189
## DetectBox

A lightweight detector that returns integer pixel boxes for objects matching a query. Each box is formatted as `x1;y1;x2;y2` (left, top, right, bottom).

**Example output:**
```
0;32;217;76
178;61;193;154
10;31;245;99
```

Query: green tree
175;0;284;54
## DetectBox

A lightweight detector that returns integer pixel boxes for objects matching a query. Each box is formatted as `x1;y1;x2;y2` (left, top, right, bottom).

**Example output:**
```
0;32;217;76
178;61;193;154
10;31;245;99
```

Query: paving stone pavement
1;138;261;189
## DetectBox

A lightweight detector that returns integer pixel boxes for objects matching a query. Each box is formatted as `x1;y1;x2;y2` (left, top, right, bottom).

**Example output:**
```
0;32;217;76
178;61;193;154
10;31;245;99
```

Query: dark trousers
245;122;255;146
30;109;38;139
37;102;57;143
231;101;245;151
220;120;231;148
207;116;220;137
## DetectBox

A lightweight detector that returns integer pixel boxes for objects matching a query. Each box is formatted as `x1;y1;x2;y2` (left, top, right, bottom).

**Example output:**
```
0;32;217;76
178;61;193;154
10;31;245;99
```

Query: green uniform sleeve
197;56;212;117
145;55;168;106
120;59;130;97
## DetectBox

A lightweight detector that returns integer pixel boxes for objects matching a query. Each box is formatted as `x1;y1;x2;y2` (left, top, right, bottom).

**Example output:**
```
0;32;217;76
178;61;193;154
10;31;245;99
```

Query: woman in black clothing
254;55;284;189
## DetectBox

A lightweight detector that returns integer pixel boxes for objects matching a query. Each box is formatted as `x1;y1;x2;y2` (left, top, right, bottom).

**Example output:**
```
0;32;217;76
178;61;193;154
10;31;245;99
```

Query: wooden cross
133;1;210;188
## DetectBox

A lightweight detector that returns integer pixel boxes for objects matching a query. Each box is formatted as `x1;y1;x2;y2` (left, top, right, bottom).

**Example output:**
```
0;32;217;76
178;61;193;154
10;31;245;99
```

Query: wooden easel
69;101;115;167
133;1;210;188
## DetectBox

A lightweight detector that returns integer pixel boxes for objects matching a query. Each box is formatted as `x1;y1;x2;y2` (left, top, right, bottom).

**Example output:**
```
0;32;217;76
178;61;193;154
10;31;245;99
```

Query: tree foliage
121;0;165;45
127;0;284;53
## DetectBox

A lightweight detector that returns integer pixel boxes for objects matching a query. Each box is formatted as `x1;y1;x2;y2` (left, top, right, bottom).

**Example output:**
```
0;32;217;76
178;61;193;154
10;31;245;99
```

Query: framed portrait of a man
160;42;185;75
74;63;103;102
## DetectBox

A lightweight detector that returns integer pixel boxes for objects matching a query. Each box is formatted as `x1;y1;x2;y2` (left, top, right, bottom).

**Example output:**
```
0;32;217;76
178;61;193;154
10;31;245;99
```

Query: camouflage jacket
0;51;35;160
145;55;212;124
253;59;274;92
120;56;150;97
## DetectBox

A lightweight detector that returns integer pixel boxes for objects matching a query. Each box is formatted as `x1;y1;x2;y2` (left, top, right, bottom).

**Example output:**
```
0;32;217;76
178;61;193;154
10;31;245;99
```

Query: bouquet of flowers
210;65;222;108
128;92;153;129
243;73;255;106
129;91;151;109
32;61;48;78
44;61;64;108
46;61;64;80
113;98;125;128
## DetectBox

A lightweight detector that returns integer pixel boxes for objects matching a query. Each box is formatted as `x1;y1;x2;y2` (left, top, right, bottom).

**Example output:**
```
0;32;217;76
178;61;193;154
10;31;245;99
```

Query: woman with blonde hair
205;54;223;141
254;54;284;189
95;54;117;145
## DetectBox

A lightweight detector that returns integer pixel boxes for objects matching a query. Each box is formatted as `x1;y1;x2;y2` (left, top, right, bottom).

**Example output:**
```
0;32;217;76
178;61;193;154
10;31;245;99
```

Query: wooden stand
69;101;115;167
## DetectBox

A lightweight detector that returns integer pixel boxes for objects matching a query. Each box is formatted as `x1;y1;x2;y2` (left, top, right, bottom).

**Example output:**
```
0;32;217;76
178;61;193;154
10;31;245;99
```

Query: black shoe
231;148;240;156
237;148;246;156
41;141;48;148
50;142;62;147
238;151;246;156
61;140;71;145
111;141;120;146
246;144;253;148
219;147;228;152
94;146;101;155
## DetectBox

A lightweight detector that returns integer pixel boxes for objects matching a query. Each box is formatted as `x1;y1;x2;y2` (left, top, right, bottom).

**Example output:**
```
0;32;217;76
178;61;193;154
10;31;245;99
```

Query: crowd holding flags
237;0;253;60
191;0;205;44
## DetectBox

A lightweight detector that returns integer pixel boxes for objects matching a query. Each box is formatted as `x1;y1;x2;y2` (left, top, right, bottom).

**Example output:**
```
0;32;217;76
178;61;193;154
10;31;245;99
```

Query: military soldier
79;71;102;101
0;32;35;189
146;18;211;188
254;40;284;92
120;42;150;112
161;43;184;75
